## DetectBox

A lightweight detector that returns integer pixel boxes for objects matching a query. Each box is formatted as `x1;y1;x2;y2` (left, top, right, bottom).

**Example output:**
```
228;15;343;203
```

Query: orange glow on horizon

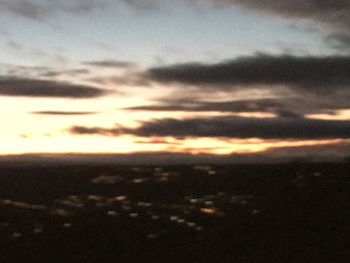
0;131;346;156
1;89;350;156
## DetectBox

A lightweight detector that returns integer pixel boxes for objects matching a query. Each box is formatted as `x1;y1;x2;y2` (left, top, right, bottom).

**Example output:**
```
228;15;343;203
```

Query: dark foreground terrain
0;162;349;263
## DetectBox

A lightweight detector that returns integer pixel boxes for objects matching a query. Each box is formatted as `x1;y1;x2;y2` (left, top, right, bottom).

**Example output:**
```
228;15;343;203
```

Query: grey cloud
0;77;107;98
7;40;22;50
275;110;303;119
0;0;48;20
1;65;89;79
211;0;350;30
2;148;350;165
326;33;350;51
0;152;280;165
147;54;350;93
0;0;109;20
40;69;90;78
69;116;350;139
70;126;121;136
108;0;350;30
83;60;136;69
119;0;160;10
55;0;108;14
4;0;348;31
211;0;350;51
117;0;350;50
126;117;350;139
126;94;350;119
125;98;307;117
263;141;350;159
87;73;151;87
0;28;10;36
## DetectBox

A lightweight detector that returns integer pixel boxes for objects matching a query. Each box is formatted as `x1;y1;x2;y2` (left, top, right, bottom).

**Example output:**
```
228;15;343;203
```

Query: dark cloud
108;0;350;31
2;147;350;165
147;54;350;93
0;152;275;165
1;64;90;79
0;0;48;20
40;69;90;78
126;117;350;139
83;60;136;69
31;111;97;116
126;93;350;119
263;141;350;159
210;0;350;30
70;116;350;140
0;0;109;20
4;0;348;38
210;0;350;52
0;77;107;98
117;0;350;51
126;98;278;112
70;126;121;136
275;110;303;119
2;65;51;77
326;33;350;51
87;73;151;87
125;98;307;117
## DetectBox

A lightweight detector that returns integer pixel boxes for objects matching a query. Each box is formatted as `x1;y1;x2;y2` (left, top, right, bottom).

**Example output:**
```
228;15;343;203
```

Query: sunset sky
1;0;350;162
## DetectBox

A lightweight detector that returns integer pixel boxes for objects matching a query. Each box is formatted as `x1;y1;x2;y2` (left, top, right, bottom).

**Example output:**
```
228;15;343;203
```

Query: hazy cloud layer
0;77;107;98
147;54;350;93
70;116;350;139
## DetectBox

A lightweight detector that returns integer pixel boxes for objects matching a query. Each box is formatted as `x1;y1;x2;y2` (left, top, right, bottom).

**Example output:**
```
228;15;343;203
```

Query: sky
1;0;350;162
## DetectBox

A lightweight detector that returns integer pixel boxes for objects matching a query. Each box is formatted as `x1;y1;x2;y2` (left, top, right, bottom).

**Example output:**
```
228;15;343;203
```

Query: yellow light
115;196;127;202
200;208;216;215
